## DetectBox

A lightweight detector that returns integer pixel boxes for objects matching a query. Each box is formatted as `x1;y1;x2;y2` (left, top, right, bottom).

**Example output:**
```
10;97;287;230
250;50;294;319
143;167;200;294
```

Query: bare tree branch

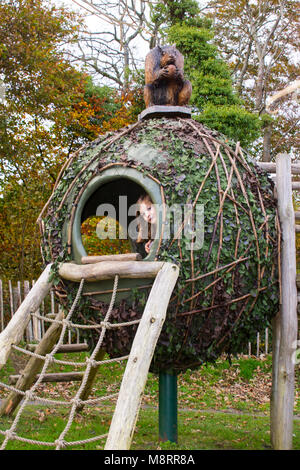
69;0;153;89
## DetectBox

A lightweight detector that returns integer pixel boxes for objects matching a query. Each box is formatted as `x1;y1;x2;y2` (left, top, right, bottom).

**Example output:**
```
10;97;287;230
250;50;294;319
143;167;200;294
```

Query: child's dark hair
136;193;154;243
136;193;152;207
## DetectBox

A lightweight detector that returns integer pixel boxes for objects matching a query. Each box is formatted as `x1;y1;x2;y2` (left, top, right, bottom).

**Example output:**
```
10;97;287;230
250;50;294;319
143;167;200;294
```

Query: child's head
137;194;156;225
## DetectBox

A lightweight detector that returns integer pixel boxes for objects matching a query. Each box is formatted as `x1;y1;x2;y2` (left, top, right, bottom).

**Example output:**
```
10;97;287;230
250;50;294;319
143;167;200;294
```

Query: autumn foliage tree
201;0;300;160
0;0;138;281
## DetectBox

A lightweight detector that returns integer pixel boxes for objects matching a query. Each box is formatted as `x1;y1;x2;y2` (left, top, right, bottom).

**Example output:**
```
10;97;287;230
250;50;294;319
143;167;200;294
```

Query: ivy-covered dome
40;117;279;373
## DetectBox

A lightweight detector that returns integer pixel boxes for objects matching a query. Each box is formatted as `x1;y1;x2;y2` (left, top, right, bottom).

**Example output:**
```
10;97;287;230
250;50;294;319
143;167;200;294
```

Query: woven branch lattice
40;117;279;373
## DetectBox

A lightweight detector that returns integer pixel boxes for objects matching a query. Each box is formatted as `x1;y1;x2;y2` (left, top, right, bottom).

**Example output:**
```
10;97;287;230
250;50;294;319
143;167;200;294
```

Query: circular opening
81;178;153;258
81;178;144;225
71;167;163;264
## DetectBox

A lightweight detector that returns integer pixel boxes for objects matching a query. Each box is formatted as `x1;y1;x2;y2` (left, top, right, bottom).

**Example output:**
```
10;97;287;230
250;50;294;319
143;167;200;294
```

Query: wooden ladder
0;261;179;452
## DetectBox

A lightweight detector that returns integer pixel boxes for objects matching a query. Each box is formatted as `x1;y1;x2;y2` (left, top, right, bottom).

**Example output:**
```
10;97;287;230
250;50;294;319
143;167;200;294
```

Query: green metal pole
159;370;178;443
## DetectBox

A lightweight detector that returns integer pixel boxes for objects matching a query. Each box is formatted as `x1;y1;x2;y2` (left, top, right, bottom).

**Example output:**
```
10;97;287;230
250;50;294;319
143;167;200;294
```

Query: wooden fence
0;279;80;344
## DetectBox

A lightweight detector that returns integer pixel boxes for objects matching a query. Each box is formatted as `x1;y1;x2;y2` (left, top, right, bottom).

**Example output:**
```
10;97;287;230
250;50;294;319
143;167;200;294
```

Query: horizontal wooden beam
26;343;89;354
8;371;84;384
59;261;165;282
81;253;142;264
265;176;300;191
257;161;300;175
296;225;300;233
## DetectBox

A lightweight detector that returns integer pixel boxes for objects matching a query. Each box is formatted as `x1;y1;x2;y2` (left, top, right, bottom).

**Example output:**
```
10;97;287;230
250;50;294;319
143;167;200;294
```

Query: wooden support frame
59;260;164;282
105;262;179;450
270;153;298;450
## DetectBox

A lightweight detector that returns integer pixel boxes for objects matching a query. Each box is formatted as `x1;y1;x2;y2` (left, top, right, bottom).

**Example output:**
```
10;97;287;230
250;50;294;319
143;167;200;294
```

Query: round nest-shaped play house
40;116;279;374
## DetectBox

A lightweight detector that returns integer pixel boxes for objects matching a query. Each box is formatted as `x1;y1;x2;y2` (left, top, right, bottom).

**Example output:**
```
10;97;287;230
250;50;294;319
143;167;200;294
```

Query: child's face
139;199;156;224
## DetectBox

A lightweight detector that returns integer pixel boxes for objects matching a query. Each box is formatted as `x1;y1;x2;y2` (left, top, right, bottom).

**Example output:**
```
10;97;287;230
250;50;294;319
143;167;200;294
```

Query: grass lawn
0;348;299;451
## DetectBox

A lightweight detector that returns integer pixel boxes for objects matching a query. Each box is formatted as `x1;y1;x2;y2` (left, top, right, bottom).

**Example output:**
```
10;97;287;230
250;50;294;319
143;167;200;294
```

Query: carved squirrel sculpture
144;45;192;108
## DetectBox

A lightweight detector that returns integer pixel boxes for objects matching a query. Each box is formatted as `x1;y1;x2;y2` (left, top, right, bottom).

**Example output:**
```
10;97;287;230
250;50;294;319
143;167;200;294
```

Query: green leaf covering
41;117;279;374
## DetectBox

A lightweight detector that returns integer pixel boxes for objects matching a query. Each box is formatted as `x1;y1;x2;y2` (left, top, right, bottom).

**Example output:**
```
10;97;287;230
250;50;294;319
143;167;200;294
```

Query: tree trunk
262;122;272;162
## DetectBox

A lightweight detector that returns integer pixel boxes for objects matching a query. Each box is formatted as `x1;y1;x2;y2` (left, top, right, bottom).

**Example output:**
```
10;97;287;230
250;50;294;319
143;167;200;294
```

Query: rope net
0;274;142;450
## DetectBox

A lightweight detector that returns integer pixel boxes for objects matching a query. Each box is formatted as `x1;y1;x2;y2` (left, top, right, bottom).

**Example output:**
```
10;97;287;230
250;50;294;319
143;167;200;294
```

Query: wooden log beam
105;262;180;451
0;264;53;369
77;349;106;412
59;261;165;282
81;253;142;264
270;153;298;450
295;211;300;220
257;161;300;175
295;225;300;233
0;309;64;416
292;182;300;191
8;371;84;385
263;177;300;191
26;343;89;354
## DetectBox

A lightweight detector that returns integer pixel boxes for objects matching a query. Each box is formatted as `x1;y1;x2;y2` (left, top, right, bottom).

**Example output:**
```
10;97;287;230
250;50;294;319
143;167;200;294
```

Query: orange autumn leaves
81;216;131;256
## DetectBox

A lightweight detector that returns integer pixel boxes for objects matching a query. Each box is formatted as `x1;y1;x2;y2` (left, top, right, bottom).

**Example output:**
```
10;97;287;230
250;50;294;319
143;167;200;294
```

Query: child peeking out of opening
136;194;157;255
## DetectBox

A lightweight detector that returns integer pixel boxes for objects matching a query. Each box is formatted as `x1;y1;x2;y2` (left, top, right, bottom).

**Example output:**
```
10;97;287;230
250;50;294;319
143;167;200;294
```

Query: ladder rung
9;372;84;384
26;343;89;353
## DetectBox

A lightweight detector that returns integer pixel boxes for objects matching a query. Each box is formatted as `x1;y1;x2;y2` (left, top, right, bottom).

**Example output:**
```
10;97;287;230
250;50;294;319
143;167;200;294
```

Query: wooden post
0;264;53;369
77;349;106;412
0;280;4;332
105;262;179;450
8;281;13;319
270;153;298;450
32;280;40;341
16;282;24;341
265;327;269;355
24;281;33;343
